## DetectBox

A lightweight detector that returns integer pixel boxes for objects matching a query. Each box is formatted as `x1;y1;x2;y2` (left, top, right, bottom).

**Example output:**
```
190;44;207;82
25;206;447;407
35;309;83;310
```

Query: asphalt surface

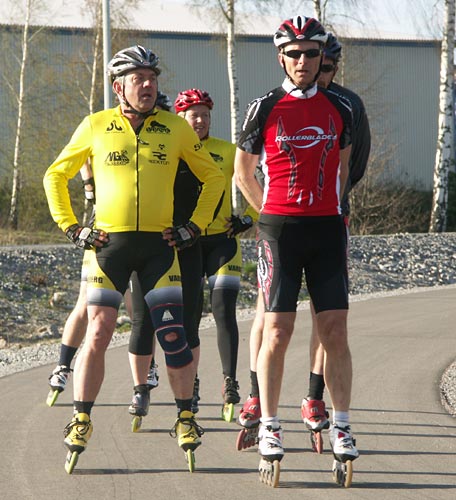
1;287;455;500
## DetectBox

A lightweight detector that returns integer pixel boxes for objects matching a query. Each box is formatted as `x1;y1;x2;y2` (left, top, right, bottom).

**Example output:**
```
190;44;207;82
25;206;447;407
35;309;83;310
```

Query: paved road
1;288;455;499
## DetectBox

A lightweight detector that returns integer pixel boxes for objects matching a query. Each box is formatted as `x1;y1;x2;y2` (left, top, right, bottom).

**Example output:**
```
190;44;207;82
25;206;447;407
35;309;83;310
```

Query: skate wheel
310;431;323;454
185;449;195;473
332;459;353;488
131;416;142;433
236;428;246;451
270;460;280;487
259;458;280;488
236;427;258;451
222;403;235;422
46;390;59;407
344;460;353;488
65;451;78;474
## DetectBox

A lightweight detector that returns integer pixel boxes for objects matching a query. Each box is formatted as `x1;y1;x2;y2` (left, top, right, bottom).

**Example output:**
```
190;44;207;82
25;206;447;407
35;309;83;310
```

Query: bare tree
8;0;32;229
221;0;242;209
429;0;454;232
311;0;366;29
187;0;244;208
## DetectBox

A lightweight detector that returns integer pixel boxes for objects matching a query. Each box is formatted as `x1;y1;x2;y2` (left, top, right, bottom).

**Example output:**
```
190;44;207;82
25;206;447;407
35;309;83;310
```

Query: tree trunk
225;0;242;210
82;5;102;226
313;0;323;22
8;0;31;229
429;0;455;233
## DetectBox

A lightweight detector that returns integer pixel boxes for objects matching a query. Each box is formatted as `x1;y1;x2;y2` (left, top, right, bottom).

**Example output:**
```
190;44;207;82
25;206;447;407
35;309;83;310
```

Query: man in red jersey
234;16;358;468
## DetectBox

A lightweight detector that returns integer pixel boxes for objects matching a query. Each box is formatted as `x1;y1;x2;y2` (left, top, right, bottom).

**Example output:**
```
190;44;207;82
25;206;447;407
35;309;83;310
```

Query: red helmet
274;16;327;48
174;88;214;113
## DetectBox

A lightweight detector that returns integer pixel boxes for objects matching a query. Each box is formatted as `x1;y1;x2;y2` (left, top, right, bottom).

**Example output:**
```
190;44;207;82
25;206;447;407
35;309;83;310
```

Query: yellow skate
221;377;240;423
63;412;93;474
169;410;204;472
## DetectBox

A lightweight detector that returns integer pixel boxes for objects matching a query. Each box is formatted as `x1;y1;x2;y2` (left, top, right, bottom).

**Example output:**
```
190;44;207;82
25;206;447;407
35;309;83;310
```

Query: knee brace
146;294;192;368
156;325;193;368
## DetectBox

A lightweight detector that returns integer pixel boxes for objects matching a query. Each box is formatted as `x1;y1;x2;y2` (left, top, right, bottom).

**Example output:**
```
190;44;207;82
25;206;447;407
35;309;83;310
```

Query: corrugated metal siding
341;39;440;188
0;26;442;190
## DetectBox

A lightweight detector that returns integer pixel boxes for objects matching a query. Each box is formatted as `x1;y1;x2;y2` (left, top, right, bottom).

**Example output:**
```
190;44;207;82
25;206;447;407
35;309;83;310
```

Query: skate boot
191;376;200;414
169;410;205;473
146;362;159;390
329;424;359;462
221;376;240;422
129;385;150;432
46;365;71;407
301;398;330;453
238;395;261;427
301;398;330;431
329;424;358;488
258;423;283;487
236;395;261;450
63;412;93;474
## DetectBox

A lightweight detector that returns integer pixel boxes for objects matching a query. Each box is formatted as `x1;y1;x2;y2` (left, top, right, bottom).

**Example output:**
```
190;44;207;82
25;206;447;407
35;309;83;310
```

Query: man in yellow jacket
43;45;224;473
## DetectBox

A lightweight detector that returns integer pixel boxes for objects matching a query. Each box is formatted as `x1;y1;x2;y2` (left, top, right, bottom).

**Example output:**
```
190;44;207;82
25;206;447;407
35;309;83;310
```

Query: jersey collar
282;78;318;99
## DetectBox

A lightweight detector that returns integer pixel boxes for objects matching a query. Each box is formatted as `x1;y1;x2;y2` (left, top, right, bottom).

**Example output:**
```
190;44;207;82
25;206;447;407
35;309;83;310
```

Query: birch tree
7;0;31;229
188;0;243;208
222;0;242;209
429;0;455;233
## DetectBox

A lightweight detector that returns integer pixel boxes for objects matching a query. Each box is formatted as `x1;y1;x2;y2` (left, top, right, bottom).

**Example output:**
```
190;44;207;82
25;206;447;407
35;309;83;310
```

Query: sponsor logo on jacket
275;126;337;149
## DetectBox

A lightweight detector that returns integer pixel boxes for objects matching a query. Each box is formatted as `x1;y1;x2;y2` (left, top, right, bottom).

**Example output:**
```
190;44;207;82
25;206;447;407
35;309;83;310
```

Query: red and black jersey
238;79;353;216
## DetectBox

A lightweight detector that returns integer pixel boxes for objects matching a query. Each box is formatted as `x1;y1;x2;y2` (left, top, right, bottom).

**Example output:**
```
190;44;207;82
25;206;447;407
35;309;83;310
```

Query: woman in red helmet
174;89;255;421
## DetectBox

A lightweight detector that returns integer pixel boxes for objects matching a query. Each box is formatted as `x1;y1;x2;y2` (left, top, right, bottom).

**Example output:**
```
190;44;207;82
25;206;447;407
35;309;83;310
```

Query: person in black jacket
301;32;371;440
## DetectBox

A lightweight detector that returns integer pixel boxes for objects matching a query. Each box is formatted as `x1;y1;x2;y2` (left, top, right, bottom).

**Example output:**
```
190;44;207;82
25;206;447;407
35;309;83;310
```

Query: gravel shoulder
1;234;455;416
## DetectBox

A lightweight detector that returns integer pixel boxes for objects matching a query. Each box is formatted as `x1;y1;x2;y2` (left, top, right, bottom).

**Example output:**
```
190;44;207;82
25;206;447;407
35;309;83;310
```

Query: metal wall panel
341;39;441;188
0;25;442;190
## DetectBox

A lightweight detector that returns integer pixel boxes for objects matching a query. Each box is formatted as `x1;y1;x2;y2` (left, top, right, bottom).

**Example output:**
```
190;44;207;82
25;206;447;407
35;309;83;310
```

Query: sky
0;0;444;40
271;0;442;39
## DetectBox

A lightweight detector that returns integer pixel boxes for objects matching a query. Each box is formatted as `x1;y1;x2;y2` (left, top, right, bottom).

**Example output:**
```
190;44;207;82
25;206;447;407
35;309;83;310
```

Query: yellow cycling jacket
203;136;257;235
43;106;224;233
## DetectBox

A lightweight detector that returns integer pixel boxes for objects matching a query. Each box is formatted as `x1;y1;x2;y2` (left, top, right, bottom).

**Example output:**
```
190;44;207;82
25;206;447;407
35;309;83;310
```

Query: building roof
0;0;436;41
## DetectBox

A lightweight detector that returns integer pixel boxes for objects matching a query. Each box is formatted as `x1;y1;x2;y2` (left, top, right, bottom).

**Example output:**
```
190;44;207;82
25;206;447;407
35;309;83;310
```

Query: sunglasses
283;48;321;60
320;64;336;73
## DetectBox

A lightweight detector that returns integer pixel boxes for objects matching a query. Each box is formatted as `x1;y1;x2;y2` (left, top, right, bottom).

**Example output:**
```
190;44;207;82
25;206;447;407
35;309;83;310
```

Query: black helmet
324;33;342;62
107;45;161;83
274;16;327;49
156;91;172;111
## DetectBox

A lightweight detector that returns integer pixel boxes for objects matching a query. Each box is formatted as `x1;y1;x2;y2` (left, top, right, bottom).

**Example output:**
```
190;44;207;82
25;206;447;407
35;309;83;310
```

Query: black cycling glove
168;221;201;250
65;224;106;250
229;215;253;237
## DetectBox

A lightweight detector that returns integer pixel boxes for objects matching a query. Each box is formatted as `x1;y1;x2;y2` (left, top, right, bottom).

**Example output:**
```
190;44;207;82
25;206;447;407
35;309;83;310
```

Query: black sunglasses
320;64;336;73
283;48;321;60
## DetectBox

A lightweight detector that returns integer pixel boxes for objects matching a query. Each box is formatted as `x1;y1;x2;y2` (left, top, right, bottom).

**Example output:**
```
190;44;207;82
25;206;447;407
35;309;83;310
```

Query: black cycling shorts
257;214;348;314
86;231;180;308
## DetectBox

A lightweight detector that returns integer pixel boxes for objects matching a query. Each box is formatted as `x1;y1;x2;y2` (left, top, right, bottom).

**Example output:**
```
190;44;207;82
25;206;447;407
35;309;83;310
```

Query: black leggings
198;233;241;378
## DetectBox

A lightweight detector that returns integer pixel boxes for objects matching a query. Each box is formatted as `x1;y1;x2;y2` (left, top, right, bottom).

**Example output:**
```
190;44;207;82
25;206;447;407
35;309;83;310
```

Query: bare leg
309;301;325;375
257;311;295;418
123;287;133;318
316;309;352;412
61;281;88;349
73;305;118;402
167;363;197;400
249;293;265;371
192;345;201;373
129;353;153;385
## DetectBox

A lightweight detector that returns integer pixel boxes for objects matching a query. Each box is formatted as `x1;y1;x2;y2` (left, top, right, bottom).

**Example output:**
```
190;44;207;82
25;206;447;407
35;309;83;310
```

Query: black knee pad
156;325;193;368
